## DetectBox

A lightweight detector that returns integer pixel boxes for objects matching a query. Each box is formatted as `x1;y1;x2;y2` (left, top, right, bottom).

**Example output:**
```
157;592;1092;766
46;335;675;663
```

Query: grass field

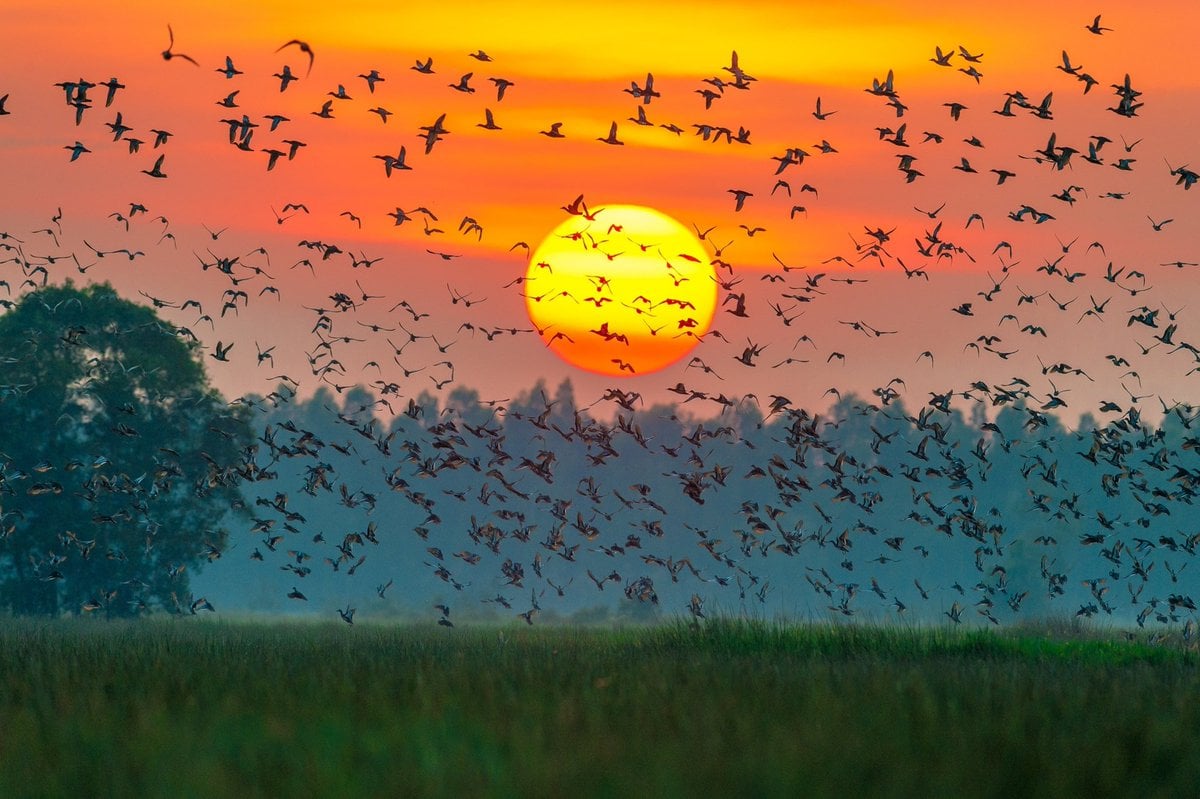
1;618;1198;798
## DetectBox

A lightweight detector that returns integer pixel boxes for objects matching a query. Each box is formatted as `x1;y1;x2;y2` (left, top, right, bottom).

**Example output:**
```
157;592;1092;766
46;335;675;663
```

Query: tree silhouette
0;282;253;617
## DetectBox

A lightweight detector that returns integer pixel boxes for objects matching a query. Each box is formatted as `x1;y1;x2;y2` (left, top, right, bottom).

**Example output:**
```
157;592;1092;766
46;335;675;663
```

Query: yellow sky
2;1;1198;407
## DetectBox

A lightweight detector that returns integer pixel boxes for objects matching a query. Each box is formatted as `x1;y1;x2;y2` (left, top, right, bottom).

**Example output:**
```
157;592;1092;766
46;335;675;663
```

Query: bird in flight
64;141;90;161
1085;14;1112;35
812;96;836;120
418;113;449;154
161;25;198;66
727;188;752;211
276;39;315;76
358;69;385;92
597;121;623;145
374;146;411;177
216;56;242;79
141;154;167;178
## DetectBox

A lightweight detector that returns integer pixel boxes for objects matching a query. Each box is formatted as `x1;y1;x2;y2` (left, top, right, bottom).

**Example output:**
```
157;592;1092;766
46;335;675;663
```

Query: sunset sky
2;1;1198;419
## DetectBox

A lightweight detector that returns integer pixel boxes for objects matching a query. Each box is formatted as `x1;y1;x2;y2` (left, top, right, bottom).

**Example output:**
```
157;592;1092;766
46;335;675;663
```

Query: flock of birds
3;14;1200;636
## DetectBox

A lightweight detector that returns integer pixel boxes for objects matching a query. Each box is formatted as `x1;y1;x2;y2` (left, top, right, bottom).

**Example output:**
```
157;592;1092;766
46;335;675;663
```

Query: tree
0;282;253;617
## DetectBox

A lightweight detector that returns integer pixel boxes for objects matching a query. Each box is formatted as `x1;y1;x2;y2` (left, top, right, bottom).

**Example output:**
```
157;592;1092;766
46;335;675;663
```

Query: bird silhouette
161;25;199;66
276;39;315;76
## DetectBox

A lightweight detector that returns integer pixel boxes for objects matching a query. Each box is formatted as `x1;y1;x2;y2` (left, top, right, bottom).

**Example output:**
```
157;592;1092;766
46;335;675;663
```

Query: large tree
0;282;253;617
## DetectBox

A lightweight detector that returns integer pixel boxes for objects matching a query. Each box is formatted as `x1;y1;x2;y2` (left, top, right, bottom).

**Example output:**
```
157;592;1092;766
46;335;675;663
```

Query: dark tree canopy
0;282;253;617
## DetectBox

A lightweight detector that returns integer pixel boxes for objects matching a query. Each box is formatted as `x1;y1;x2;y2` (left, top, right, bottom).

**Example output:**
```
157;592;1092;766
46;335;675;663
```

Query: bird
210;341;233;361
812;96;836;120
100;77;124;106
358;69;384;92
216;56;242;79
262;149;286;171
628;106;652;126
1085;14;1112;35
64;141;90;161
959;65;983;83
141;154;167;178
489;77;514;101
374;146;412;177
477;108;501;130
597;121;623;145
161;25;199;66
418;113;449;154
957;45;984;62
276;39;315;76
727;189;752;211
12;7;1200;653
367;106;393;124
273;65;299;92
625;72;659;104
945;601;964;623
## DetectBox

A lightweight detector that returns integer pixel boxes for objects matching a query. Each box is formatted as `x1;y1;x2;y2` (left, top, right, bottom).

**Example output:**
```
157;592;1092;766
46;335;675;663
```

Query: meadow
1;617;1198;798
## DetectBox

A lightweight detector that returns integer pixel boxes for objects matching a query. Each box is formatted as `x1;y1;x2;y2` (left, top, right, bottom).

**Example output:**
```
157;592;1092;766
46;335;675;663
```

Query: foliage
1;618;1198;797
206;373;1200;630
0;282;252;617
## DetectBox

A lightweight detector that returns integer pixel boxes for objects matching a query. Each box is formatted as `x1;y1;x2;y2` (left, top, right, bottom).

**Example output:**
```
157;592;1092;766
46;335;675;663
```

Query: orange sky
2;2;1199;417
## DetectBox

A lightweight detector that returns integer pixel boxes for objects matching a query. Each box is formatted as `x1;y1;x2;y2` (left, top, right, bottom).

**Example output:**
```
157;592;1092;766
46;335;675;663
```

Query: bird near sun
5;0;1200;646
525;202;717;376
8;5;1200;792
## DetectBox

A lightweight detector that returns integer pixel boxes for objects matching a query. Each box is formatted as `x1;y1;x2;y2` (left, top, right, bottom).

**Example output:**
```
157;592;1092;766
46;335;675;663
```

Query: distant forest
197;375;1200;630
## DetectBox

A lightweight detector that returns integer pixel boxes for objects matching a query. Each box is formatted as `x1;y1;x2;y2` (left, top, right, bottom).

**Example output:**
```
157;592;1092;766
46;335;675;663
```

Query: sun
525;203;717;377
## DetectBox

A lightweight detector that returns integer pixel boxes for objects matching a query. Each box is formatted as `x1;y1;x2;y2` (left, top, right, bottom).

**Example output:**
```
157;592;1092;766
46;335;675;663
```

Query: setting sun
525;203;717;376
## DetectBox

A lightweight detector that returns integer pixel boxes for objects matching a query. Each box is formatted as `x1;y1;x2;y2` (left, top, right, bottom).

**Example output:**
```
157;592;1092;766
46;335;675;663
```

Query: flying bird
597;121;623;145
418;113;449;154
358;69;384;92
216;56;242;79
141;154;167;178
489;77;514;101
161;25;199;65
1085;14;1112;35
276;39;315;76
64;141;90;161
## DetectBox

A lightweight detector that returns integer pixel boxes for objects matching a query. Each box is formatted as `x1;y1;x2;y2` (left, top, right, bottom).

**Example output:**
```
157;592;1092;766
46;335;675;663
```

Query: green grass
1;618;1198;798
